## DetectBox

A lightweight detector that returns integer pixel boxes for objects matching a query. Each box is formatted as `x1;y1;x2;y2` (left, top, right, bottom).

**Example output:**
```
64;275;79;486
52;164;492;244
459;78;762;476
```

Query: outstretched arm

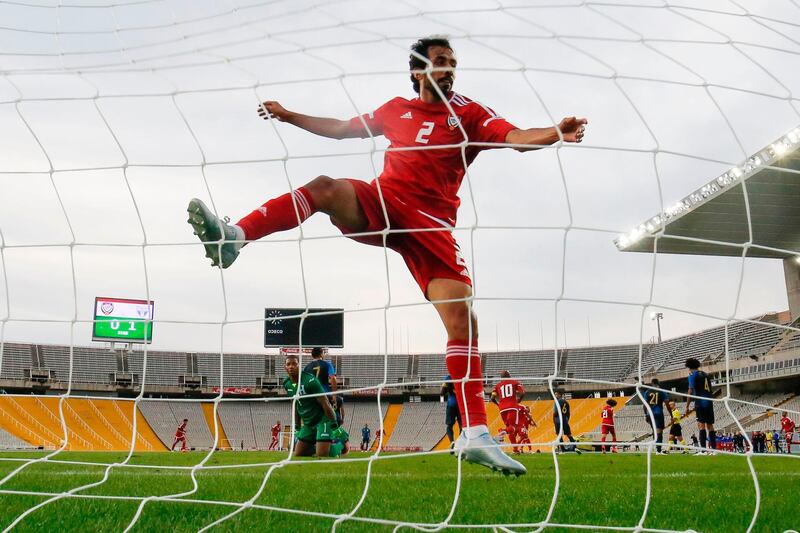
505;116;587;152
258;101;361;140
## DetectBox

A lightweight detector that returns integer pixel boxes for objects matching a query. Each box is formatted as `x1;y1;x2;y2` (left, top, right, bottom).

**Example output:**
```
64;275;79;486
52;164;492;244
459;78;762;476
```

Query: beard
428;77;453;99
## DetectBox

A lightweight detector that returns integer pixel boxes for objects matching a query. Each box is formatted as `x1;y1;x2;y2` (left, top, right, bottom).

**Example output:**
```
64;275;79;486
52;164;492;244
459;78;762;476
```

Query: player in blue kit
685;358;716;454
643;378;670;454
441;374;462;444
361;424;371;451
304;347;337;392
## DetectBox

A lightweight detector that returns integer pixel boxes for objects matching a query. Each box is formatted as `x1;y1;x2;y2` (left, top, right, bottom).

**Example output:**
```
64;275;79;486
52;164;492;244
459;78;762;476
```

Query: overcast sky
1;0;799;356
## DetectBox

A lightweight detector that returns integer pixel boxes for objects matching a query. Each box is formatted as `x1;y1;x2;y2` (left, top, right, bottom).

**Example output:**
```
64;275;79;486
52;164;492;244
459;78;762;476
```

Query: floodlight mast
651;312;664;343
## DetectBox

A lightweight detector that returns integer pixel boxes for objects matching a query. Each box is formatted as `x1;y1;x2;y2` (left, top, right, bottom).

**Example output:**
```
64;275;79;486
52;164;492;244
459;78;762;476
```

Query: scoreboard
264;308;343;348
92;297;154;344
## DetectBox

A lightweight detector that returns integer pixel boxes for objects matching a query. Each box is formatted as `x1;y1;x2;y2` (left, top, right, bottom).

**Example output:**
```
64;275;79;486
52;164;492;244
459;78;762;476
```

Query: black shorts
445;404;462;426
361;437;370;444
695;402;715;424
553;417;572;436
669;423;682;437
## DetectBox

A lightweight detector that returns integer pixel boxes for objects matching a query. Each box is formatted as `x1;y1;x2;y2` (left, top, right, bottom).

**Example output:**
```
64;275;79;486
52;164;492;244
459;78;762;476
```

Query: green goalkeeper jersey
283;371;328;426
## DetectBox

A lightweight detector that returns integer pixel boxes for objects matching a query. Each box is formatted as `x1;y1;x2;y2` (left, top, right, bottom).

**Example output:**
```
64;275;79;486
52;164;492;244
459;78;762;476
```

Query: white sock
464;424;489;439
232;224;246;251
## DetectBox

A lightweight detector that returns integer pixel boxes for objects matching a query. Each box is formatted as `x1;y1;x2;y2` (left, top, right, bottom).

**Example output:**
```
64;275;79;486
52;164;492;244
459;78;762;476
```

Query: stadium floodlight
615;125;800;250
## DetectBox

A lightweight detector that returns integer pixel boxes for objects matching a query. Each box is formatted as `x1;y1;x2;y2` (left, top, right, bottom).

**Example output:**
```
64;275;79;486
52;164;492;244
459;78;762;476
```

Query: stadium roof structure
614;125;800;259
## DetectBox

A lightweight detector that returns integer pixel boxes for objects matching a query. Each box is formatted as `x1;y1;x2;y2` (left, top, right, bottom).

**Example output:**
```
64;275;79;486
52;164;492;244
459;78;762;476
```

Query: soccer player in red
269;420;282;451
374;428;383;451
780;411;795;454
171;418;188;452
187;37;587;476
516;404;536;453
491;371;524;454
600;399;618;454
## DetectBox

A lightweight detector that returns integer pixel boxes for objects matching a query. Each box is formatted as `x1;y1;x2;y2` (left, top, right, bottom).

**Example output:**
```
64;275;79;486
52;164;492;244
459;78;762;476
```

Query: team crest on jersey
447;115;462;130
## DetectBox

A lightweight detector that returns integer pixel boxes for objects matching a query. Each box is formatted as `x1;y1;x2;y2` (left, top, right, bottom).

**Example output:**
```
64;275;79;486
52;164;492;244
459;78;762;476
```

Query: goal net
1;1;800;531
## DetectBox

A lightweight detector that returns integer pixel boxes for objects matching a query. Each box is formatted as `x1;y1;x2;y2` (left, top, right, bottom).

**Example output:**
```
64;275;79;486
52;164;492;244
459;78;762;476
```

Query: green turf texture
0;450;797;532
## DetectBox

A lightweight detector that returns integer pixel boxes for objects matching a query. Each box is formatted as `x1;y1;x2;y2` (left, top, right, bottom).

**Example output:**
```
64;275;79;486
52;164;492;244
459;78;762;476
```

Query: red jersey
781;416;795;433
516;405;532;428
175;423;187;437
347;93;518;222
271;423;282;437
601;405;615;426
492;379;524;411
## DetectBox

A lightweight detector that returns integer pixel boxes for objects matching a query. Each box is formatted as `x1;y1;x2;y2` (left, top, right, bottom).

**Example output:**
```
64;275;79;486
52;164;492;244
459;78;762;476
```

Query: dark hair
311;347;323;358
183;418;188;422
651;378;660;386
409;36;452;94
685;358;701;370
285;353;299;361
606;399;617;407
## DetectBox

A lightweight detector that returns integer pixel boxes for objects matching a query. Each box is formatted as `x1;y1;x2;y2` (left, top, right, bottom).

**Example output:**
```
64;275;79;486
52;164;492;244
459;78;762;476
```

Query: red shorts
336;179;471;296
601;424;616;435
500;408;520;430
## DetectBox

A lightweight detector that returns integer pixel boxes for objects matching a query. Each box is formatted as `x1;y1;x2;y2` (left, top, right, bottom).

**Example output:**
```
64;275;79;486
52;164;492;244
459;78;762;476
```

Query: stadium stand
250;401;293;449
743;396;800;432
627;336;688;377
728;321;787;360
0;427;32;450
566;344;640;382
0;343;32;380
341;400;388;442
415;353;447;385
483;350;557;382
129;351;184;387
338;353;408;389
388;402;445;450
218;402;258;450
222;354;269;388
713;392;790;431
139;400;214;450
2;310;796;390
196;353;221;388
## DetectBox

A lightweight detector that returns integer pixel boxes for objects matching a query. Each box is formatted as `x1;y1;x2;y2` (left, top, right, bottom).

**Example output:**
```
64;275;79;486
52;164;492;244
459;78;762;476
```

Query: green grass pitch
0;450;797;532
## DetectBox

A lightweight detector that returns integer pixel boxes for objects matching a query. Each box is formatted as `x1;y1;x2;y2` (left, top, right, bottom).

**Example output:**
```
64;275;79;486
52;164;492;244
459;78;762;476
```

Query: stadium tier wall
2;311;798;395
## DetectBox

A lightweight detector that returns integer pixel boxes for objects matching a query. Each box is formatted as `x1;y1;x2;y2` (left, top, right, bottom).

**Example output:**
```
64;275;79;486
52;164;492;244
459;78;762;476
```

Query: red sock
445;340;486;428
236;187;316;241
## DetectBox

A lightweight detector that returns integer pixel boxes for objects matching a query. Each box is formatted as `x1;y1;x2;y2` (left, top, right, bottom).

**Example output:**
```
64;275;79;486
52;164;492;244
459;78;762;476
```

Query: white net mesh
1;1;800;531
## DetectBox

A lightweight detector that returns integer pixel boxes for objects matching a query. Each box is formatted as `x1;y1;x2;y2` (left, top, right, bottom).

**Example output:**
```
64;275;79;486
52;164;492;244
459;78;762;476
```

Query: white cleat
452;432;527;476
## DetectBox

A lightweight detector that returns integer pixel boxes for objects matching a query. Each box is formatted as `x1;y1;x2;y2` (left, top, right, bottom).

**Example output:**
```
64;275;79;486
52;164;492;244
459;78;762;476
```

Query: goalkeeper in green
283;353;349;457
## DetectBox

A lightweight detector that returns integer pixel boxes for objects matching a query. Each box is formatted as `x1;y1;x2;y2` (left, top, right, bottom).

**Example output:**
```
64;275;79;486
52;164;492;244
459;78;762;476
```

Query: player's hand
557;116;588;143
258;101;292;122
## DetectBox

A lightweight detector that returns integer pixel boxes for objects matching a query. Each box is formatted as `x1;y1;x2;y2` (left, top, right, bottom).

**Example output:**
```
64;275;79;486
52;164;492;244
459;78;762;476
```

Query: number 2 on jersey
415;121;435;144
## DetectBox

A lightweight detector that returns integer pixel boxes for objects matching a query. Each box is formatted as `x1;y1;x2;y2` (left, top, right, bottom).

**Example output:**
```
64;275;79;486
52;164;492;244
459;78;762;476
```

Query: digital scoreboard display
264;308;343;348
92;297;154;344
